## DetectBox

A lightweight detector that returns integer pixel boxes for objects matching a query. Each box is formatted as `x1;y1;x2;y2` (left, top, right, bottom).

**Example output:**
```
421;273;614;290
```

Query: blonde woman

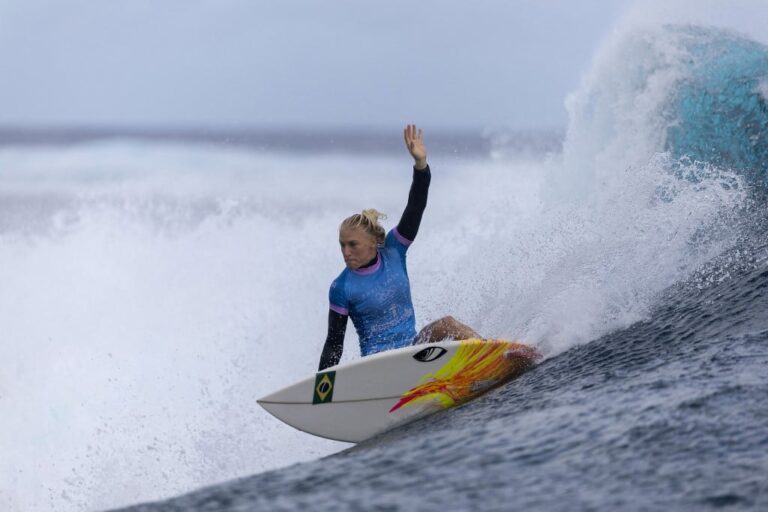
319;125;478;370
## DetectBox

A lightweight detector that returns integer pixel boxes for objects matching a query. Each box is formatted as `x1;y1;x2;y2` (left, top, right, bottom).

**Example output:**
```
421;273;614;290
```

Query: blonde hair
340;209;387;245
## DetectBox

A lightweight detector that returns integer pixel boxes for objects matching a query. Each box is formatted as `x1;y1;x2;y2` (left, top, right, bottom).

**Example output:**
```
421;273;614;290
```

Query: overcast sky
0;0;764;130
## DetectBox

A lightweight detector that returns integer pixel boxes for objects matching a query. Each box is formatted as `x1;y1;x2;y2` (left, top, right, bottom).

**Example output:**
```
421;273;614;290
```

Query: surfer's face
339;227;378;269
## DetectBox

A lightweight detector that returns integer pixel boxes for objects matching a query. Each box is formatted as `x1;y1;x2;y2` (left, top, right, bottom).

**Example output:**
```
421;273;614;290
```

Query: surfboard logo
413;346;447;362
313;372;336;404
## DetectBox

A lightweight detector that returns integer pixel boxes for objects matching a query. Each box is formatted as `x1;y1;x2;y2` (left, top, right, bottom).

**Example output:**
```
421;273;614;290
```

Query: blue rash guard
318;165;431;370
329;229;417;356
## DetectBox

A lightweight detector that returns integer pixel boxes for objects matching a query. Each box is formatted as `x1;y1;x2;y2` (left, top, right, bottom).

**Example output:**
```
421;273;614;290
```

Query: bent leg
413;316;480;345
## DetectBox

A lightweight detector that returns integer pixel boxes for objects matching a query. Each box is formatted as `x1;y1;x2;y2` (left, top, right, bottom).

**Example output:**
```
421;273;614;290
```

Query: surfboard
257;338;540;443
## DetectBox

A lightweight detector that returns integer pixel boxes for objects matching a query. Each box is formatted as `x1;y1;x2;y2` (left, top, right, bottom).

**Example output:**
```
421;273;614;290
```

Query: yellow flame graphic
389;339;538;413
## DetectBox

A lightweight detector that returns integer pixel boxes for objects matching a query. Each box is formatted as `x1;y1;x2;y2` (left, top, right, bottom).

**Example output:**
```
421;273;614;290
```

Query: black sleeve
318;309;348;371
396;165;431;242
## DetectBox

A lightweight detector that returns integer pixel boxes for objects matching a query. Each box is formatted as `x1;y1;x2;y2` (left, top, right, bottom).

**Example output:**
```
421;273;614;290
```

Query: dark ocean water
117;210;768;511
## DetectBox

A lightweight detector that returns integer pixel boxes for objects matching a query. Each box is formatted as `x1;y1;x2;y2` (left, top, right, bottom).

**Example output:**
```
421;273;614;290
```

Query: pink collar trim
351;251;381;275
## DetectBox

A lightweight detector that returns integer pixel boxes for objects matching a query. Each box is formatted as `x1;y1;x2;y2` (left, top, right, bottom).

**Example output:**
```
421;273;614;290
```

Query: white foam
0;144;401;510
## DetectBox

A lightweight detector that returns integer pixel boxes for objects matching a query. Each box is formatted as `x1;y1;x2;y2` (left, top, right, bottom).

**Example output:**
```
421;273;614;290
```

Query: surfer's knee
435;315;457;326
414;315;480;345
442;316;479;339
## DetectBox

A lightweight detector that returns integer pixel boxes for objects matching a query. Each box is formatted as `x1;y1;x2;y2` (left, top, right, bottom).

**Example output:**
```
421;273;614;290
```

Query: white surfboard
257;338;540;443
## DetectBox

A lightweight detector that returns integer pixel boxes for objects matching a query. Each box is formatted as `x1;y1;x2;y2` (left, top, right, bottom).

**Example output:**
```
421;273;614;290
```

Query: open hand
403;124;428;170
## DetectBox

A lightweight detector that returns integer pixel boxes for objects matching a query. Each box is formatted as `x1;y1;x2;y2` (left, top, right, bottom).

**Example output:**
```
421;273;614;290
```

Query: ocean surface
2;24;767;511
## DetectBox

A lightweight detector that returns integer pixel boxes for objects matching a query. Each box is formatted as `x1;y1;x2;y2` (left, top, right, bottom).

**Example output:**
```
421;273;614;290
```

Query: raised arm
397;124;432;242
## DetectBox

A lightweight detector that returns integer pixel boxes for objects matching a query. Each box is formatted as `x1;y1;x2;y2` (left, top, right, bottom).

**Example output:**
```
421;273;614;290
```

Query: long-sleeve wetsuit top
318;166;431;371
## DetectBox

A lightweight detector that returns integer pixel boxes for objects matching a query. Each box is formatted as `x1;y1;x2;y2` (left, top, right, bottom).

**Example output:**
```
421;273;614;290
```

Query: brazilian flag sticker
313;371;336;404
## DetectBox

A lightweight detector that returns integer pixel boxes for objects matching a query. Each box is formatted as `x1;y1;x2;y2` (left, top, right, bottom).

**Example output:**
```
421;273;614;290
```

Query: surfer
318;124;479;370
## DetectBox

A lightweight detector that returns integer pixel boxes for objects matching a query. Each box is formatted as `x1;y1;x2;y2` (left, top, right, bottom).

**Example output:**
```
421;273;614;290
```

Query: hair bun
361;208;387;225
340;208;387;245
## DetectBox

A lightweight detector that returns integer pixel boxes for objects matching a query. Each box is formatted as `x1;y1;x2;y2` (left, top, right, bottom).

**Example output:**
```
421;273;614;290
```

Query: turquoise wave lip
664;25;768;188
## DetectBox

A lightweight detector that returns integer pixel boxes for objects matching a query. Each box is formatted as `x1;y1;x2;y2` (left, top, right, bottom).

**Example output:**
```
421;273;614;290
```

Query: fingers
403;124;422;145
